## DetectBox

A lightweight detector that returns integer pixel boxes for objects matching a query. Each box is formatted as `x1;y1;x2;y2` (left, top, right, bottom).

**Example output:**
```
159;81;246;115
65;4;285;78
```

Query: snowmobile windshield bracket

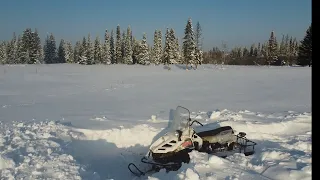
190;120;203;127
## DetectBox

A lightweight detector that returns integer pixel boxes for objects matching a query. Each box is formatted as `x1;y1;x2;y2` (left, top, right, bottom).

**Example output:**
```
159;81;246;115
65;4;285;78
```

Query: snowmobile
128;106;257;177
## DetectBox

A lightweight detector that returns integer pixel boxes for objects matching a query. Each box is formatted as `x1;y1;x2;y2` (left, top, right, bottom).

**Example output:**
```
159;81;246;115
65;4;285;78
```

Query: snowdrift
0;109;311;180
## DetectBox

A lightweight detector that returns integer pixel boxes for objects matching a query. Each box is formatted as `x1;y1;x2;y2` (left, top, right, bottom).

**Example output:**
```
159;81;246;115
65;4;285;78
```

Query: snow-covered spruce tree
28;32;38;64
115;25;122;64
284;34;290;58
261;42;268;59
288;37;294;64
79;56;88;65
152;30;162;65
12;33;18;64
49;33;58;64
148;44;152;62
279;34;286;57
297;24;312;66
158;30;162;52
16;40;30;64
293;38;299;57
136;33;150;65
73;41;81;63
151;30;157;64
150;43;155;64
6;33;17;64
176;37;183;64
195;21;202;51
78;37;87;65
42;38;47;63
230;47;241;59
253;45;258;57
23;50;31;64
0;41;7;64
43;33;57;64
169;28;179;64
194;49;203;67
33;29;43;63
110;29;115;64
267;31;278;65
243;47;250;57
180;43;184;64
289;36;293;57
130;29;133;45
288;37;299;61
162;28;178;65
173;30;182;64
20;28;33;64
121;31;126;63
64;41;73;63
15;35;24;64
123;26;133;64
102;29;111;65
256;43;261;57
94;36;102;64
38;44;44;63
194;21;203;68
86;34;94;64
182;18;196;69
238;47;243;58
162;28;171;65
132;37;140;64
24;29;42;64
57;39;66;63
249;44;255;56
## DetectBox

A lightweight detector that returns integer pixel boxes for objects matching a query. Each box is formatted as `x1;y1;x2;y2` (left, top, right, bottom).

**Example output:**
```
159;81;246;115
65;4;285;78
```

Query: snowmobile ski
128;157;182;177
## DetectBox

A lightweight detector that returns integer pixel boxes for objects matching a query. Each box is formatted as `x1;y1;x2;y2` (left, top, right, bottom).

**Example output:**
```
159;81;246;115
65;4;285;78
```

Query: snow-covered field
0;64;311;180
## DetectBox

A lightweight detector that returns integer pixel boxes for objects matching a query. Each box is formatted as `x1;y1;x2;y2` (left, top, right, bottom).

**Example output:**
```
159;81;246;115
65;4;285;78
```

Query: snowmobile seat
197;126;233;138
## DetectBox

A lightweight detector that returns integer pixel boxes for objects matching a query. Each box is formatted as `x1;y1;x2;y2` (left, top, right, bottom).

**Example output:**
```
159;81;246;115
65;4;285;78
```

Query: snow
0;64;311;180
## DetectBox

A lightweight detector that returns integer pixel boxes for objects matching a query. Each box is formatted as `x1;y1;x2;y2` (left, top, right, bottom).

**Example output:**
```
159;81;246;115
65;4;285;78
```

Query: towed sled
128;106;257;177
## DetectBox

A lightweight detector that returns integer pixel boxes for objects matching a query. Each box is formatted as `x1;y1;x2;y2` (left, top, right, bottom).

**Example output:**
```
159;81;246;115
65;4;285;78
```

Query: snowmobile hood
149;131;180;153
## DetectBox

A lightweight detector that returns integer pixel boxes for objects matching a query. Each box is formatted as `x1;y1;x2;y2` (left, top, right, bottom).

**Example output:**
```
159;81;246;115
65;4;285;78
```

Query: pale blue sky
0;0;312;51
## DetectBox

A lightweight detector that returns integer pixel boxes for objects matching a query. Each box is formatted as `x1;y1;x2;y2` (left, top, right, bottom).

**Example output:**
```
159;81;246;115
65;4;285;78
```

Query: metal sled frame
235;134;257;156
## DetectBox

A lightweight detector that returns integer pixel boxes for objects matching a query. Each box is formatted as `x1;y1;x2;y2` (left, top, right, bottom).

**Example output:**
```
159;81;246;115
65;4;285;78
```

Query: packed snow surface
0;64;311;180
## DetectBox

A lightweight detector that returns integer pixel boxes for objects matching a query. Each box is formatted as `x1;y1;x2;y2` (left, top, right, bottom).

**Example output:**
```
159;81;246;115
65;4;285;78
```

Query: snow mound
0;155;15;170
74;124;160;148
208;155;225;165
209;111;221;120
261;151;291;161
0;121;83;180
0;109;311;180
90;116;109;122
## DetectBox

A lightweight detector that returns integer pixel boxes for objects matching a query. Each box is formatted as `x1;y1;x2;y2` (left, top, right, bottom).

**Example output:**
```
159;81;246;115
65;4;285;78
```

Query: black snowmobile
128;106;257;177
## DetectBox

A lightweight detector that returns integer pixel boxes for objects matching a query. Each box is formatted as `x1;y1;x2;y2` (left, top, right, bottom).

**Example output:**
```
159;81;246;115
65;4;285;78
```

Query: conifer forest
0;19;312;67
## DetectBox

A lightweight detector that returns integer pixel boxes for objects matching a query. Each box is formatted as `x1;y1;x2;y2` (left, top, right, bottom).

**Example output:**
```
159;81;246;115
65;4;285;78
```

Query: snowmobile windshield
169;106;191;132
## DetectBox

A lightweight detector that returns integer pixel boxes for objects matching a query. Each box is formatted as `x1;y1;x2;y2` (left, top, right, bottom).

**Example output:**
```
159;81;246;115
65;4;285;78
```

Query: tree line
205;27;311;67
0;19;312;67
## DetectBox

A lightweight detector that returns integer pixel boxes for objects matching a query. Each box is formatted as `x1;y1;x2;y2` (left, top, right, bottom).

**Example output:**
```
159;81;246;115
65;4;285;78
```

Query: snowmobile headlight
175;130;182;141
